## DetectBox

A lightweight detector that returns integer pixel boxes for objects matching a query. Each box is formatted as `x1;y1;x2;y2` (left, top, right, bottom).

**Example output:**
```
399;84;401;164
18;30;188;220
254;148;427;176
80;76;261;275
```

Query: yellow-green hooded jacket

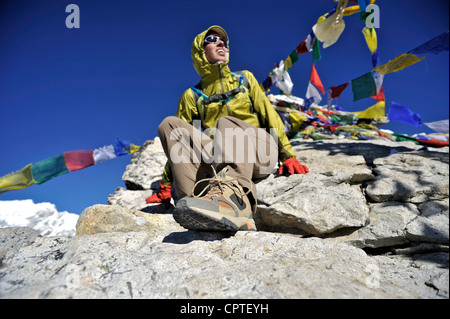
161;25;296;186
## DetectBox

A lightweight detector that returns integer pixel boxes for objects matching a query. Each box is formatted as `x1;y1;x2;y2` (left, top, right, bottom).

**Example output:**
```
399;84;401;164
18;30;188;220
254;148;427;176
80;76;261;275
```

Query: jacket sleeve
175;88;198;125
243;70;297;162
160;89;199;187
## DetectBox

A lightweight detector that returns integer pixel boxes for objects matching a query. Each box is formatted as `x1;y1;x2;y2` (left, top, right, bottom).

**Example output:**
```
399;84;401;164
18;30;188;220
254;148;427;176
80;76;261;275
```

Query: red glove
145;182;172;208
278;158;309;176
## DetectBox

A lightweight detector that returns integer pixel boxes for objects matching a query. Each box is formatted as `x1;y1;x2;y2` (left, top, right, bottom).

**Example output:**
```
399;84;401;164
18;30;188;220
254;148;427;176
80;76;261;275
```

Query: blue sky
1;0;448;215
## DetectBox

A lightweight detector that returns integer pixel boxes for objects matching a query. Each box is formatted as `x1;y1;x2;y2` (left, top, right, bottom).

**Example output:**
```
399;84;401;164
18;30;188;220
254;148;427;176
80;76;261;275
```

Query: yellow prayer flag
317;15;327;24
353;101;386;119
373;53;425;75
0;164;36;194
362;27;377;54
344;5;360;16
128;144;141;154
344;0;376;16
284;56;293;70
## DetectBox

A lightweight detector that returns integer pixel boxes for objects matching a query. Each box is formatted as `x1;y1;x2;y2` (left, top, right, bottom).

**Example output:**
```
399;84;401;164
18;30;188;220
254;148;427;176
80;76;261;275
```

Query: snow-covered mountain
0;200;79;236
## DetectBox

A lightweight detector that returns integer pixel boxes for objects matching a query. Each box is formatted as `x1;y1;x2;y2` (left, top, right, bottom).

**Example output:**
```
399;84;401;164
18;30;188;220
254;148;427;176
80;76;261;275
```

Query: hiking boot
173;168;256;232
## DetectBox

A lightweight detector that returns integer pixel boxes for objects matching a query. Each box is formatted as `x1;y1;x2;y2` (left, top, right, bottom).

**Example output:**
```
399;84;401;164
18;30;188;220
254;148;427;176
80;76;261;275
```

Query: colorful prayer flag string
0;138;140;194
258;0;446;128
260;0;376;94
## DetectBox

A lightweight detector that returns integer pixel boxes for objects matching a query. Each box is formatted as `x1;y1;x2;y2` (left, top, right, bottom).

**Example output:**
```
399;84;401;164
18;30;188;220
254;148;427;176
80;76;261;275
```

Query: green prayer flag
312;38;322;63
393;133;420;144
31;154;69;184
289;50;299;65
351;72;377;102
330;114;355;125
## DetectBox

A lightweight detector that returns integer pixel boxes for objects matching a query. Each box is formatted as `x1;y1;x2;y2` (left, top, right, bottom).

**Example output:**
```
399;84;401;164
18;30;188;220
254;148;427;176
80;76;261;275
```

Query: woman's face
204;36;227;64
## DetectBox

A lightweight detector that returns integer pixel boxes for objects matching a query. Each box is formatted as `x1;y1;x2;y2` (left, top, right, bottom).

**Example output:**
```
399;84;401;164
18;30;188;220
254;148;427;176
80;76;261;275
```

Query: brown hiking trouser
158;116;278;207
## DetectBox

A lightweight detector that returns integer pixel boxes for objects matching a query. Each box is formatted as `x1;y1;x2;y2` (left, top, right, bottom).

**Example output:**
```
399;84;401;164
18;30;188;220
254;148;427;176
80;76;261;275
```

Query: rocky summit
0;137;448;299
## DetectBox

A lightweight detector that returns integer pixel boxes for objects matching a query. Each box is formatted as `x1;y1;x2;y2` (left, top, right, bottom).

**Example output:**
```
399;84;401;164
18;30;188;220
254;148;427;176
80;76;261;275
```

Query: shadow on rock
162;230;235;244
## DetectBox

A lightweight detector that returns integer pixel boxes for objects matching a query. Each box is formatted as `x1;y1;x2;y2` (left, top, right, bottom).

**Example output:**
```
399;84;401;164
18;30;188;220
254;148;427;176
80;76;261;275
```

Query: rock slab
1;226;447;299
1;137;448;299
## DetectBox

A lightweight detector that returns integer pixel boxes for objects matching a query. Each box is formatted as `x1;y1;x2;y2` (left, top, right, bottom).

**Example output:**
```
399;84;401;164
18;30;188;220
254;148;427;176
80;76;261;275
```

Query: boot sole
173;200;256;232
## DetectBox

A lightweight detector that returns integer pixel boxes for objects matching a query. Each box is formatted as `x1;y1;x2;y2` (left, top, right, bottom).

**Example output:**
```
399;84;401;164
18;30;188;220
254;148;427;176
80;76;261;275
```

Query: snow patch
0;199;78;236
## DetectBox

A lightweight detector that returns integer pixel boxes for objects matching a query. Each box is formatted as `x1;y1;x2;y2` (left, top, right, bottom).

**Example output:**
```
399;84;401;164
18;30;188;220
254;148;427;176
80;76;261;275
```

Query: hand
145;182;172;208
278;158;309;176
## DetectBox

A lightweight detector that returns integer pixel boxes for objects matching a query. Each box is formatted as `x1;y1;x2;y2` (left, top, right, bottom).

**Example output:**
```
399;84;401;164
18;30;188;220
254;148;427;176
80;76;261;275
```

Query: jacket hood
191;25;230;79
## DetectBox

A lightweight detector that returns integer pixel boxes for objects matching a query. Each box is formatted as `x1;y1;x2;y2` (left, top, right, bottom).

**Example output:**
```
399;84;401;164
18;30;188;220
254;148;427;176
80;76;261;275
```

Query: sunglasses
204;35;228;48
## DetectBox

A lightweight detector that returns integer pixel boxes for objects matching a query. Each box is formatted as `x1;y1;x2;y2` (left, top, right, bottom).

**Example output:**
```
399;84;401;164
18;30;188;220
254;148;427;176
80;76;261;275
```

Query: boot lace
191;166;252;199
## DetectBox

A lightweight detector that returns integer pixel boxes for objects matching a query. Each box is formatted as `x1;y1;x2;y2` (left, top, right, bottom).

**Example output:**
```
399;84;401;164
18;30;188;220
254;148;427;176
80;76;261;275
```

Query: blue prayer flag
388;102;422;127
408;31;449;55
371;50;379;68
358;0;369;12
114;138;131;156
262;76;272;91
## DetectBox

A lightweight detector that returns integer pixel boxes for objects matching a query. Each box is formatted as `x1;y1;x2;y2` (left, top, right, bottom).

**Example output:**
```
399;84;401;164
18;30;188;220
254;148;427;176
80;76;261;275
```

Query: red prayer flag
329;82;350;98
371;86;385;102
310;65;325;94
296;41;309;55
296;33;315;55
64;150;95;172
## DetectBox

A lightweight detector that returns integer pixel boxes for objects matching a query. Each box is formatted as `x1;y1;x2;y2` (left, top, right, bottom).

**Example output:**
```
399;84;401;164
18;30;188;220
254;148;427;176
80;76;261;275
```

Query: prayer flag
362;27;377;55
327;89;333;110
358;0;369;12
371;71;384;94
373;53;425;75
0;138;140;193
416;137;449;148
344;5;360;16
261;76;273;92
408;31;449;55
312;37;322;63
371;50;379;68
273;61;293;95
329;82;350;98
310;65;325;94
388;102;422;127
303;97;315;110
424;119;449;133
359;0;371;22
296;32;315;55
128;144;140;153
351;72;377;101
353;101;385;119
371;86;385;102
306;81;322;106
0;164;35;194
31;154;69;185
115;138;133;156
289;50;299;65
64;150;95;172
284;56;293;70
312;0;348;48
93;145;117;164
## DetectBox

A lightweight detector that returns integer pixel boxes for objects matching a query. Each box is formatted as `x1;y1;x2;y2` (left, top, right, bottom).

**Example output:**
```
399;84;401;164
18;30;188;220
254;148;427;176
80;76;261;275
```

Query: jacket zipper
218;64;231;115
